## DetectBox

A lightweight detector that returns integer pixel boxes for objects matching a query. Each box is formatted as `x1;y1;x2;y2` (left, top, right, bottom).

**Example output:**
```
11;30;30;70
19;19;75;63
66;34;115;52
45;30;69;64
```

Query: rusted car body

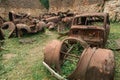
45;16;62;30
9;11;31;22
45;16;74;32
69;13;110;47
43;37;115;80
9;11;34;27
15;20;45;37
44;11;75;32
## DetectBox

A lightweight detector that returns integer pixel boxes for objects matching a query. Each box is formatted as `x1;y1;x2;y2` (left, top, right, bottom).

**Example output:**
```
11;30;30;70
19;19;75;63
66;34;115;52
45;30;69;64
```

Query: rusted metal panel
68;48;114;80
44;40;62;72
0;29;4;40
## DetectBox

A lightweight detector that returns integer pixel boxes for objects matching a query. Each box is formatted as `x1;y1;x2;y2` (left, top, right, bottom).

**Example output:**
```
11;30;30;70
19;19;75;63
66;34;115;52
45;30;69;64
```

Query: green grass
109;22;120;80
0;30;58;80
0;22;120;80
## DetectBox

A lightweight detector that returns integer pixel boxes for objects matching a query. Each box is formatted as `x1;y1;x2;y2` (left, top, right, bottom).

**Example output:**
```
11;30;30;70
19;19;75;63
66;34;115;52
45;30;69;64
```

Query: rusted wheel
59;37;88;76
44;37;88;73
44;40;62;72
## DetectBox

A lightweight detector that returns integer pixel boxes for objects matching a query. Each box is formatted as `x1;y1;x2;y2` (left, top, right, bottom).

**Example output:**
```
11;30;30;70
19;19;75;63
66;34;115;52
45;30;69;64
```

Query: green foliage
61;42;83;77
39;0;49;10
61;60;77;77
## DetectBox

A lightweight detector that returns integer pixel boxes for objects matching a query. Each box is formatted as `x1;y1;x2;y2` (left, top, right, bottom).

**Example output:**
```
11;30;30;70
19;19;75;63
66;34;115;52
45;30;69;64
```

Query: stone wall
104;0;120;22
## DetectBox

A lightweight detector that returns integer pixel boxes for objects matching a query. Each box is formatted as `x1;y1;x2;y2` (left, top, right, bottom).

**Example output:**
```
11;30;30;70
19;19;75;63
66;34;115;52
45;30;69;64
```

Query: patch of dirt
3;53;16;60
116;39;120;48
19;38;36;44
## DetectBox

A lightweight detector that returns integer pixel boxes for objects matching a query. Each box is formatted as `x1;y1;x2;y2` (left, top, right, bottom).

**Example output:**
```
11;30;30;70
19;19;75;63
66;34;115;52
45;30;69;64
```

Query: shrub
39;0;49;10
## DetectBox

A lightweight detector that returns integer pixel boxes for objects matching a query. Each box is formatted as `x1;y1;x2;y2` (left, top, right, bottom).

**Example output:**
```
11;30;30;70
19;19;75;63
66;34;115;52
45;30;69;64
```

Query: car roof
75;13;108;18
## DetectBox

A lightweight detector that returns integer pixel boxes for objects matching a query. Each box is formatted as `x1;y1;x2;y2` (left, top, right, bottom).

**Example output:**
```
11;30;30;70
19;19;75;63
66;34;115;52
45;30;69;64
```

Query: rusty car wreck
69;13;110;47
2;11;45;38
43;37;115;80
43;12;115;80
